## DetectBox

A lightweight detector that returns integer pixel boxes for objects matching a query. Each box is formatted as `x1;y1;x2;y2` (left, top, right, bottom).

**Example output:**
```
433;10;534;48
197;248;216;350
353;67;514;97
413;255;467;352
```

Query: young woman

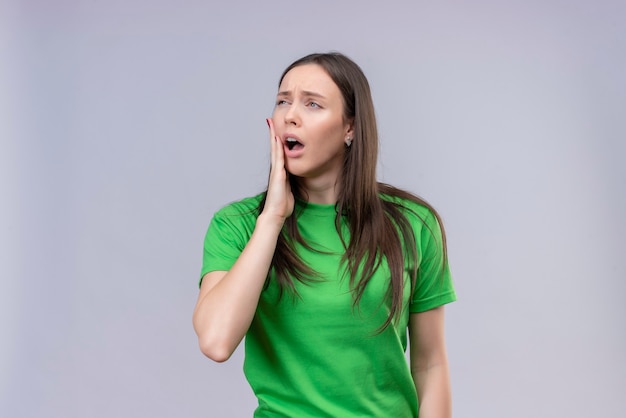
193;52;456;417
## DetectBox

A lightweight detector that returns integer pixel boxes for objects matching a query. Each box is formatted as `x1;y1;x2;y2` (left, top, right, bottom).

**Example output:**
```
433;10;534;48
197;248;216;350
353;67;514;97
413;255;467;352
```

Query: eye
276;99;290;106
308;101;321;108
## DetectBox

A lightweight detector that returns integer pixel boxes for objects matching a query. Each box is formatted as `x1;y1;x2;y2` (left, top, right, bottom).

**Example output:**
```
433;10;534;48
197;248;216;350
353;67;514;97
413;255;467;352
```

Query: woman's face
272;64;353;183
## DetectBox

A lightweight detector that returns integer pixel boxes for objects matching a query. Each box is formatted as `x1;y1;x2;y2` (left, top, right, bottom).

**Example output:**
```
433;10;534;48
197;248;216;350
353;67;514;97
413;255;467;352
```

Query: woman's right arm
192;118;293;362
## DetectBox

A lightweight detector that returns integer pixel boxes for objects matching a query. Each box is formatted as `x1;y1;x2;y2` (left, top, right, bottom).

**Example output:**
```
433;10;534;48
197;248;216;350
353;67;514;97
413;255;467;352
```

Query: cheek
270;110;286;133
319;118;346;142
271;108;280;123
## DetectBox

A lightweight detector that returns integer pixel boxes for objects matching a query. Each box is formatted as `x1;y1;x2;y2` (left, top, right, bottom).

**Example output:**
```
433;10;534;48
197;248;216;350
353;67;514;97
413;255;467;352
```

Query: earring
345;137;352;147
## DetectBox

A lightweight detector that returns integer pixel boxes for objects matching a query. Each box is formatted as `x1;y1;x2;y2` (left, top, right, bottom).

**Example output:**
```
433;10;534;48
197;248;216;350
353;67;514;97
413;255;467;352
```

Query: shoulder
205;193;264;243
379;188;448;261
213;192;265;219
380;190;437;225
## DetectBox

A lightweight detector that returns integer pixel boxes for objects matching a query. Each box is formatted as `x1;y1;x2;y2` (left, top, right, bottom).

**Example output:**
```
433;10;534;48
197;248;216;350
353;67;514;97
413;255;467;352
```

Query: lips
286;137;303;150
283;134;304;152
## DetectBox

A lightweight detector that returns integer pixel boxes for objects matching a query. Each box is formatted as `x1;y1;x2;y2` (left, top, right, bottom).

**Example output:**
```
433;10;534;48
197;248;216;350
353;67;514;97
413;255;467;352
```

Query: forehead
278;64;340;97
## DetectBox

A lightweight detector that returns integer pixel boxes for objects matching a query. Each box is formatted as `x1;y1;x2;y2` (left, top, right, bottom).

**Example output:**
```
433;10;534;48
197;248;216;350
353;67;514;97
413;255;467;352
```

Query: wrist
256;212;287;232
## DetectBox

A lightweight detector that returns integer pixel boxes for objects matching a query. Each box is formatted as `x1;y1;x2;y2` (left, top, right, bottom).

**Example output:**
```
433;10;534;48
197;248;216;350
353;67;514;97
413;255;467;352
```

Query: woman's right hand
263;118;294;223
193;118;294;362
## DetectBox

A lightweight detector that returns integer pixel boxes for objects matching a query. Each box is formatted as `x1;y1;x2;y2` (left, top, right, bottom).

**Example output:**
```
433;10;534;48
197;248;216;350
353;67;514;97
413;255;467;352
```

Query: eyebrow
277;90;326;99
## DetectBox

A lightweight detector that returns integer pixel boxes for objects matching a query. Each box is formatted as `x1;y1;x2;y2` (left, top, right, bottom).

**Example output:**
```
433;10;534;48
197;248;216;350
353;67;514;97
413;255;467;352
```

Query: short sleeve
199;206;256;286
409;210;457;313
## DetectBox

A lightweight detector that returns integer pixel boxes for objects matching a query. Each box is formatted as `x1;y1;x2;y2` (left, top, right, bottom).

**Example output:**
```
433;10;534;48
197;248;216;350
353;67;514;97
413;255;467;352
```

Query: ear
344;118;355;139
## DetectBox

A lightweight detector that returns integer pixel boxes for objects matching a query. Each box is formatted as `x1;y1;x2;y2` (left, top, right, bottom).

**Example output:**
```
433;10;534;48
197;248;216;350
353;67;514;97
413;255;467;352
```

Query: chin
286;170;307;179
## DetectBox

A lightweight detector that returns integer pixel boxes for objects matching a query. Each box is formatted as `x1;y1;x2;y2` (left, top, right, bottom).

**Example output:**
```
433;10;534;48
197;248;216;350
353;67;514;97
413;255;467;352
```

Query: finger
273;135;285;174
267;117;276;138
267;118;276;169
267;118;287;176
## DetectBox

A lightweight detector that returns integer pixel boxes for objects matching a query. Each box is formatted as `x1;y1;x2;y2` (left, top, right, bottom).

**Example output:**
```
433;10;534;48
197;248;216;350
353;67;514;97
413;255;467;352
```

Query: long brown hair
259;52;448;331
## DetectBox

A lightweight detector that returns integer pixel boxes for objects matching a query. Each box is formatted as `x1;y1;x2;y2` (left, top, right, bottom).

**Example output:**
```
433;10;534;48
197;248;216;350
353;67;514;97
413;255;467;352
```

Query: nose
284;103;300;127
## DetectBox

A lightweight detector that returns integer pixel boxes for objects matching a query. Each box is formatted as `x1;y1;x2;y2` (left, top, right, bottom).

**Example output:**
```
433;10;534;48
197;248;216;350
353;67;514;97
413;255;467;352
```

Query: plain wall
2;0;625;416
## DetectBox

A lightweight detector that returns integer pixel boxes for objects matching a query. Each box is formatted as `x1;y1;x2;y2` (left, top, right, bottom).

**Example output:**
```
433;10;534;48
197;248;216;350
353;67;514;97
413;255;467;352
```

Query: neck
298;174;340;205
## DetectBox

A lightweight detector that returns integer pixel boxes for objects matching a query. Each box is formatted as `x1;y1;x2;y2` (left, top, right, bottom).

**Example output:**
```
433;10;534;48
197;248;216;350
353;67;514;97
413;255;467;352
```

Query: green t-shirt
201;193;456;417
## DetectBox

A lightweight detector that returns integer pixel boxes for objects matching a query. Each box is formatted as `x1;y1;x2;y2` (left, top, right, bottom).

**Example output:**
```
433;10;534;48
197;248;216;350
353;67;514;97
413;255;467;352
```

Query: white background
2;0;625;416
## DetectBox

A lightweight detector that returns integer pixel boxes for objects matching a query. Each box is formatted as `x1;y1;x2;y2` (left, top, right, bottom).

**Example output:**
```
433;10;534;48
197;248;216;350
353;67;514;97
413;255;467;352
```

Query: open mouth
286;137;303;151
